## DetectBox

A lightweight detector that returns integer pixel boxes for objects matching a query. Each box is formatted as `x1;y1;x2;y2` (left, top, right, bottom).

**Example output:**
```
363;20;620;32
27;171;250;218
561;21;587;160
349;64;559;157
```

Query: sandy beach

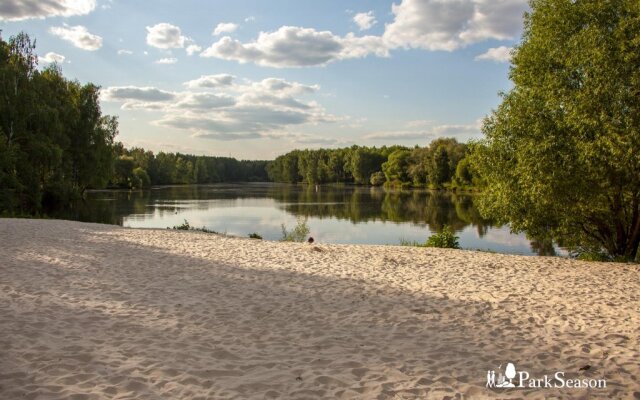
0;218;638;399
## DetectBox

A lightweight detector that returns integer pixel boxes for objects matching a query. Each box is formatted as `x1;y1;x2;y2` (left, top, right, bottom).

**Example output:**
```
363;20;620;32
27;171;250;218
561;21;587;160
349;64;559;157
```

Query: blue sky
0;0;527;159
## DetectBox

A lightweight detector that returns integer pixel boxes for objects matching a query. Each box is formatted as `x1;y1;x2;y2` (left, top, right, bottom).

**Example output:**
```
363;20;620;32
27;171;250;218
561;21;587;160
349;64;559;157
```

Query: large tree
474;0;640;260
0;32;116;212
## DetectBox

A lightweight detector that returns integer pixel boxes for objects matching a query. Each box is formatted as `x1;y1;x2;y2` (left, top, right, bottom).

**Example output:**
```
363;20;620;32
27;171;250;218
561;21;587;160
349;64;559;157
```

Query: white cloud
201;26;387;68
241;78;319;95
213;22;239;36
183;74;235;89
103;77;338;141
0;0;96;21
101;86;177;102
155;57;178;64
353;11;376;31
201;26;341;67
430;123;481;136
383;0;527;51
174;93;236;110
146;23;187;49
117;49;133;55
186;44;202;56
40;52;65;64
475;46;512;62
49;25;103;51
244;16;255;22
198;0;527;67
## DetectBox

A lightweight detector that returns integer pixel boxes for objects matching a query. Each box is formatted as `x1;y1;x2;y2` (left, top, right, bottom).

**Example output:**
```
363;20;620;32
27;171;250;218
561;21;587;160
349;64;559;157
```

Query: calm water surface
67;183;557;256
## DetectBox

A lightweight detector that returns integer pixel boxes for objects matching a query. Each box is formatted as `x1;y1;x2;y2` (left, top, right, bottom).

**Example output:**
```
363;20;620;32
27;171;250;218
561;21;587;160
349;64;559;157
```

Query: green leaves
0;32;117;212
475;0;640;260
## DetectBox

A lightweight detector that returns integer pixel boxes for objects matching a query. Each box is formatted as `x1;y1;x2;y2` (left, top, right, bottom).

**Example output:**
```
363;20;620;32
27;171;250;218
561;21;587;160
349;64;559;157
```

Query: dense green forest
266;138;481;188
0;33;116;212
112;144;269;189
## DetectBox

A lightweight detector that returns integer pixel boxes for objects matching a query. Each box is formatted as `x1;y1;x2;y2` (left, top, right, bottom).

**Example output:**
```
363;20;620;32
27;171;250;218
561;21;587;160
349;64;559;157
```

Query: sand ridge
0;218;638;399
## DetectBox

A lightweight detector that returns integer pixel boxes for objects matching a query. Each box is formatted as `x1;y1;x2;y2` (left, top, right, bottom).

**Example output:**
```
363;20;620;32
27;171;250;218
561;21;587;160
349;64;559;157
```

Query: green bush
281;217;310;242
425;226;460;249
369;171;386;186
132;167;151;188
248;233;262;239
399;226;461;249
573;247;612;262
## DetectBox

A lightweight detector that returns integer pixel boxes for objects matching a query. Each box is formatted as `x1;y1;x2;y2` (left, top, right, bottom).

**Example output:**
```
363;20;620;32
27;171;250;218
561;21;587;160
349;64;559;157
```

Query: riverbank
0;218;638;399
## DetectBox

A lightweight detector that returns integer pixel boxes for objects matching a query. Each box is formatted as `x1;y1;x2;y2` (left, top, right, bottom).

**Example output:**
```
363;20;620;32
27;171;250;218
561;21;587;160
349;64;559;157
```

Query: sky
0;0;527;160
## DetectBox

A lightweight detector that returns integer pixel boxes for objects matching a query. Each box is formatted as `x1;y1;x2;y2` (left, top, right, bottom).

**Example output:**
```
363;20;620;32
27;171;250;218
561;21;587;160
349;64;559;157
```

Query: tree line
111;144;268;189
266;138;481;189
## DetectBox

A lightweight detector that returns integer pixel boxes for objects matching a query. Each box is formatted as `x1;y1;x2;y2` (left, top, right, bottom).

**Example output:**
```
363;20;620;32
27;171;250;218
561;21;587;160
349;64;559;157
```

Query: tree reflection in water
50;183;555;255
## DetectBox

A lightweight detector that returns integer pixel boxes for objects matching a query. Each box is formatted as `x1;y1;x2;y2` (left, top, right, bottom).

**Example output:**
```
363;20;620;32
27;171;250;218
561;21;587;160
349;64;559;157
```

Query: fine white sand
0;219;638;399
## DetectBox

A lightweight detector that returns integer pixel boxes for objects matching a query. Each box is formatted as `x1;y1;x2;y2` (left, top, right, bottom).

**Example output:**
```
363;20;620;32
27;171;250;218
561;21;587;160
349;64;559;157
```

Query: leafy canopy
473;0;640;260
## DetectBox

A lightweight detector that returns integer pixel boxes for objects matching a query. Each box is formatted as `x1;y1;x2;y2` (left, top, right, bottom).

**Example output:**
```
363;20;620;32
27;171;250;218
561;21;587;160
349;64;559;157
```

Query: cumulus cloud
199;0;527;67
183;74;235;89
102;86;176;102
201;26;342;67
103;77;338;140
155;57;178;64
383;0;527;51
475;46;512;62
174;93;236;110
353;11;376;31
213;22;239;36
201;26;387;68
0;0;95;21
241;78;319;95
49;25;103;51
429;122;481;136
186;44;202;56
40;52;65;64
146;23;187;49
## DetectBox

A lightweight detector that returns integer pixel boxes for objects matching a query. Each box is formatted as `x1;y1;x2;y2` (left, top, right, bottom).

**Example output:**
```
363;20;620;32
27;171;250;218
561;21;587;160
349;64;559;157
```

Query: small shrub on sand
425;226;460;249
248;233;262;239
281;217;310;242
401;226;460;249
